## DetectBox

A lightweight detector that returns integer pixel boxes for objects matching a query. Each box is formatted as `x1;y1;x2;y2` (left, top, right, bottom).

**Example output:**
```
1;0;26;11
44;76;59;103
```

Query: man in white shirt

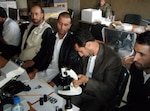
0;7;21;59
35;12;81;83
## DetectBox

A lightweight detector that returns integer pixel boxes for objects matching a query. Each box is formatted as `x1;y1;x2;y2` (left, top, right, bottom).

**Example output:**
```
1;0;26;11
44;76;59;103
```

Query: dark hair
58;11;72;23
136;31;150;46
0;7;7;18
73;29;95;47
31;5;44;14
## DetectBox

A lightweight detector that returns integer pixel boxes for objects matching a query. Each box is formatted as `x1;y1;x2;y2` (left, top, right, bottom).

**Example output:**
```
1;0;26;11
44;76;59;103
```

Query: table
79;20;146;34
0;56;35;111
79;20;100;30
0;56;80;111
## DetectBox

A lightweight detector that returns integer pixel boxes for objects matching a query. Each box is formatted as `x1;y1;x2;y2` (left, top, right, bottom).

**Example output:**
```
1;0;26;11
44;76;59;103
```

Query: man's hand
28;69;38;80
73;74;89;88
11;54;19;61
23;60;35;69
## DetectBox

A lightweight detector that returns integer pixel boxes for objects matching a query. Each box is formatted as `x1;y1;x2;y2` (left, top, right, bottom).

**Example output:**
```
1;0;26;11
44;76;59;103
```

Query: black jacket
52;31;82;85
27;28;55;73
126;63;150;111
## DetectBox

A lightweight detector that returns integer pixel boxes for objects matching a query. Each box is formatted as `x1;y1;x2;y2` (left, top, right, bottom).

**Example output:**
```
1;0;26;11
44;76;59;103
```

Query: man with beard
34;12;81;83
13;5;54;78
120;31;150;111
71;29;122;111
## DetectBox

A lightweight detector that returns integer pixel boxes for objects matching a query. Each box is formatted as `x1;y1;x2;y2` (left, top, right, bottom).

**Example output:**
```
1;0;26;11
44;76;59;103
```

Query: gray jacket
81;43;122;110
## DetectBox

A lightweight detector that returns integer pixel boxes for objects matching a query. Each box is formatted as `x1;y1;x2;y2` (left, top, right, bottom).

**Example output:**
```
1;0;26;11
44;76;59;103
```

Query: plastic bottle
11;97;24;111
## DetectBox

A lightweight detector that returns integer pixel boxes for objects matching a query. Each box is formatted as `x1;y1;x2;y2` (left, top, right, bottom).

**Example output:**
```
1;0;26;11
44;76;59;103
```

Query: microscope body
58;68;82;111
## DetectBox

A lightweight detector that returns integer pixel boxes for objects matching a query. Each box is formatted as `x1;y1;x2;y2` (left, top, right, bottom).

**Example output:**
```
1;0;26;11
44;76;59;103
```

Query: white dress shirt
36;32;67;82
2;18;21;46
86;55;97;78
143;71;150;84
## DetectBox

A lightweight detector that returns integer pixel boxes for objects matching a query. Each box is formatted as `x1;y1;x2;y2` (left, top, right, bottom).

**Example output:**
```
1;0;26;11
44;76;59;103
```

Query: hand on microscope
73;74;89;88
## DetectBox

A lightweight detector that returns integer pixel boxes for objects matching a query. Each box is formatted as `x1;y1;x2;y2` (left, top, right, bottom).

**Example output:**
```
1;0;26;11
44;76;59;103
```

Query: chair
102;27;137;58
123;14;142;25
68;9;74;18
90;24;106;41
141;19;150;26
104;66;130;111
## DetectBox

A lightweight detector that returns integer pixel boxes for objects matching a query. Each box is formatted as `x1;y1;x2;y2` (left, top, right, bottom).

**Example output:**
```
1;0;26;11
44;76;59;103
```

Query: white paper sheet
17;79;54;104
0;60;30;88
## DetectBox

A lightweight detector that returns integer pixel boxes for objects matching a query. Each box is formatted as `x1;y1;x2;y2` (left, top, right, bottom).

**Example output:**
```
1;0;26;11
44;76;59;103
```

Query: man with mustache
13;5;54;78
71;29;122;111
120;31;150;111
36;12;81;83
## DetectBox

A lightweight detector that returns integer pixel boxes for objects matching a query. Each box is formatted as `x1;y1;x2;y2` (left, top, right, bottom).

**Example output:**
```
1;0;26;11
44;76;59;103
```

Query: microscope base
65;109;73;111
58;83;82;96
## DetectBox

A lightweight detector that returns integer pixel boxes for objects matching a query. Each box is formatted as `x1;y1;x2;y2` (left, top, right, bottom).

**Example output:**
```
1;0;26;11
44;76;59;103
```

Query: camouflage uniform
97;3;113;18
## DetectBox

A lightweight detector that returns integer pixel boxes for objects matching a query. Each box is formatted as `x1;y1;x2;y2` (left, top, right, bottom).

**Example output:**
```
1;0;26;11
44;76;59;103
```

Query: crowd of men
0;2;149;111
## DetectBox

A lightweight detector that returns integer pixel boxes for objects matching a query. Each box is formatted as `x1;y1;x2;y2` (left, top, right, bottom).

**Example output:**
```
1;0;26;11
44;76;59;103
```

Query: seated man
96;0;113;18
13;5;54;77
33;12;81;83
70;29;122;111
119;31;150;111
0;7;21;59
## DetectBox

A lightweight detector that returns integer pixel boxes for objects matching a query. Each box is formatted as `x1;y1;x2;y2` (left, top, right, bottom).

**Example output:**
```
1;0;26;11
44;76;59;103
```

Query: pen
17;92;54;97
17;94;43;96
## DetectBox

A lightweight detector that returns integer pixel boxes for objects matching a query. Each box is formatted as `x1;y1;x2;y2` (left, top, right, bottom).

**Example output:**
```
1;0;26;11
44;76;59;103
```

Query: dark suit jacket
126;63;150;111
58;32;81;72
79;43;122;111
52;31;82;85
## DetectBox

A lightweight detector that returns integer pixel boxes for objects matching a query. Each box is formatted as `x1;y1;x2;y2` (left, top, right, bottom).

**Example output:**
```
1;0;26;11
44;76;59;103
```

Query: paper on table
0;60;30;88
100;17;112;26
17;70;30;83
133;26;145;34
18;79;54;104
32;93;80;111
1;60;23;77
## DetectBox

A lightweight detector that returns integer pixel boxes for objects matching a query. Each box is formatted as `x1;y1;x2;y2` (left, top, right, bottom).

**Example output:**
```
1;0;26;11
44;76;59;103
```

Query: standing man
120;31;150;111
72;29;122;111
13;5;54;77
0;7;21;59
35;12;81;83
97;0;113;18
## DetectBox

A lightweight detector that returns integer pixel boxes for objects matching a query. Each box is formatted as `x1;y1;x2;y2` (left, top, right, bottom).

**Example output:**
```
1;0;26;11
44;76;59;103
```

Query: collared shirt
36;32;67;82
2;18;21;46
86;55;97;78
143;71;150;84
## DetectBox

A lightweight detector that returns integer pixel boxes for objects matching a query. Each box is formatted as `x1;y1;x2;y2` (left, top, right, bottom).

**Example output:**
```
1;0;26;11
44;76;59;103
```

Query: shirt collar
56;32;67;40
143;71;150;83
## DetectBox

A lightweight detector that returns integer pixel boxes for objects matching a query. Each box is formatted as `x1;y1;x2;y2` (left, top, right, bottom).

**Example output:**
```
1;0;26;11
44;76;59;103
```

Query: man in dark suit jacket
71;29;122;111
34;12;81;83
120;31;150;111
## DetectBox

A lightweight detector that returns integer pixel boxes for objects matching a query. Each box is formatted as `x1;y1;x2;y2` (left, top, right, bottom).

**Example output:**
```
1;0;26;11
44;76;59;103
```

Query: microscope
58;68;82;111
